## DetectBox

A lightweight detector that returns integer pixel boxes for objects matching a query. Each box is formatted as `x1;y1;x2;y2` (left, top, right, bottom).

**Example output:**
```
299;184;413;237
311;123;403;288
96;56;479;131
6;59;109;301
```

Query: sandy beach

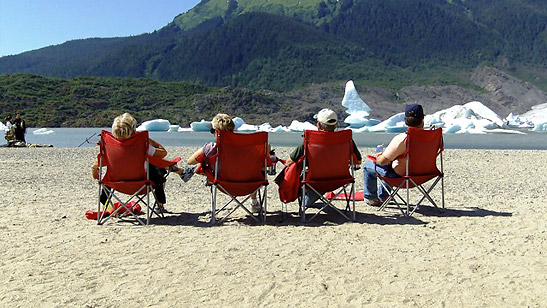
0;146;545;307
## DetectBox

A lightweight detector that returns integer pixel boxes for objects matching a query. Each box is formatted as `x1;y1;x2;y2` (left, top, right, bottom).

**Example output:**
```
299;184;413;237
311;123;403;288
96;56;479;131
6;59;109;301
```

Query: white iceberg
168;125;181;133
137;119;170;132
342;80;372;128
425;102;504;134
232;117;245;130
517;103;547;131
237;123;258;132
360;112;406;133
504;113;533;129
271;125;290;133
33;128;55;135
190;119;212;132
288;120;317;132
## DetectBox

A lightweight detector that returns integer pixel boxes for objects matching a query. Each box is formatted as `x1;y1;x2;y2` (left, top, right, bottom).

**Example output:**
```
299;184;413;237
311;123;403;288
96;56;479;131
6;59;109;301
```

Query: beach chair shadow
414;205;512;217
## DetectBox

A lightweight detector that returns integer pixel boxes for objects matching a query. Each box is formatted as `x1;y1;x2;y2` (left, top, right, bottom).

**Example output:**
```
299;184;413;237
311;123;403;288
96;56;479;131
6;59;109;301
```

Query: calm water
19;127;547;150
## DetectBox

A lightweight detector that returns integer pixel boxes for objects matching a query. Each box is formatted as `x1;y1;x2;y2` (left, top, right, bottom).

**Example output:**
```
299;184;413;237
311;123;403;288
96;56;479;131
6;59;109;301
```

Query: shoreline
0;146;545;306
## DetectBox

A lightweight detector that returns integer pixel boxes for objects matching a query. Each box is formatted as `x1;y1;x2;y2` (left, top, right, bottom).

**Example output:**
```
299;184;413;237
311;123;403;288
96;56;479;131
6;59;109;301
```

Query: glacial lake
20;127;547;150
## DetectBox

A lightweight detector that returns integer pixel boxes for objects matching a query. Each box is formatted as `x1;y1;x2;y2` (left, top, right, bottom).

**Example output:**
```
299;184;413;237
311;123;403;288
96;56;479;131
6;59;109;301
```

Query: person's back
363;104;425;205
283;108;362;207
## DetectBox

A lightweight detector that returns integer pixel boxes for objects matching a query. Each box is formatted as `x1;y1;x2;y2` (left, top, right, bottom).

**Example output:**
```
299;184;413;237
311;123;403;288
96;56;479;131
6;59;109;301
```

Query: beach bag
277;157;304;203
85;201;142;220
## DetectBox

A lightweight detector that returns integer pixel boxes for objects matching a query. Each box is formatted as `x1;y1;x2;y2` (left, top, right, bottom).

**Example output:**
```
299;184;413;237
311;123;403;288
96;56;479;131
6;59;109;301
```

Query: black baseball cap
405;104;424;118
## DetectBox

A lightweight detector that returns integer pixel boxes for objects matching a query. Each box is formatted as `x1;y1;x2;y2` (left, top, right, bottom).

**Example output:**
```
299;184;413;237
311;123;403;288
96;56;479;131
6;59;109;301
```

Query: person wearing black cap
363;104;425;206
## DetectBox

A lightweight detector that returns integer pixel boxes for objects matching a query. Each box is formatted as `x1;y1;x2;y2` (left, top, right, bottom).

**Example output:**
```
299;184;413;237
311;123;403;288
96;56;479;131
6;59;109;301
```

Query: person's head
404;104;425;128
112;113;137;140
314;108;337;132
4;115;11;122
15;113;21;119
211;113;235;132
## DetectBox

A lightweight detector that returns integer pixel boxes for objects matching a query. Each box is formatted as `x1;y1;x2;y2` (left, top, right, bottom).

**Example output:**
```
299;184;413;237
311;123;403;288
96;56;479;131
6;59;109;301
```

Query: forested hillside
0;0;545;92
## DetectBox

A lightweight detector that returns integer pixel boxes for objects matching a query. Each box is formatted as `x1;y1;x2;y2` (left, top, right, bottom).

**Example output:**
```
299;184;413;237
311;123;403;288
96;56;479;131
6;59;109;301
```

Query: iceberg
190;119;212;132
425;102;504;134
237;123;258;132
137;119;170;132
518;103;547;131
33;128;55;135
342;80;372;128
288;120;317;132
271;125;290;133
232;117;245;130
361;113;406;133
168;125;181;133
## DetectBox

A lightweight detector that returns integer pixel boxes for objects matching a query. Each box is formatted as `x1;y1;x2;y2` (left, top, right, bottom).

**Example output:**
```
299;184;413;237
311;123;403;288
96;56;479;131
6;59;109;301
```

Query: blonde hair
112;113;137;140
211;113;235;132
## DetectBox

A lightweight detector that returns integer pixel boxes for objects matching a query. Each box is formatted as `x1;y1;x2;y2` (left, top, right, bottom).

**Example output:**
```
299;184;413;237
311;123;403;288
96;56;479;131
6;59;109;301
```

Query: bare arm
187;148;204;165
371;153;391;166
91;161;99;180
284;157;295;166
149;139;167;159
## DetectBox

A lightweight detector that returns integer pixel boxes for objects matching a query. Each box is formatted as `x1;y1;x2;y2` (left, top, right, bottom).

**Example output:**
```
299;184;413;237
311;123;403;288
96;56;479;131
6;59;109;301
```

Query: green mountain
0;0;545;92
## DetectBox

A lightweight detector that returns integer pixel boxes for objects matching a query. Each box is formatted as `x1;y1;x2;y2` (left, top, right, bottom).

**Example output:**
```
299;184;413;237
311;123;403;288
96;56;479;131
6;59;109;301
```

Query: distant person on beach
4;115;15;146
363;104;425;206
91;113;181;213
284;108;362;208
13;113;26;143
184;113;265;212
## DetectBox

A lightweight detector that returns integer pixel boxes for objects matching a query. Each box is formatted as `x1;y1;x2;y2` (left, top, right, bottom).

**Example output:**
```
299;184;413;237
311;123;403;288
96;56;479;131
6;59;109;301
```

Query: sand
0;146;546;307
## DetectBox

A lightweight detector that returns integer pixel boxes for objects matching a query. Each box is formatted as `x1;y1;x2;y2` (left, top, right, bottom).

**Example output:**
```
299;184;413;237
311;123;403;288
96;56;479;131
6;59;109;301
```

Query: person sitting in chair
363;104;425;206
185;113;267;212
285;108;362;208
91;113;180;213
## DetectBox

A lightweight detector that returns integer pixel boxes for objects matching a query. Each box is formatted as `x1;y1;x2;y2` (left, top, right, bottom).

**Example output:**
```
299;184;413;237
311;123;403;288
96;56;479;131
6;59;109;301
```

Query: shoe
168;164;180;173
179;166;196;183
365;198;382;207
251;199;261;213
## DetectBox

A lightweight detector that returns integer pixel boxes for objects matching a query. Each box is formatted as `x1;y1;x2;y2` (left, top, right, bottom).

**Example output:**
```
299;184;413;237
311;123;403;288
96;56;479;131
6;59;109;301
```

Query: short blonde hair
112;113;137;140
212;113;235;132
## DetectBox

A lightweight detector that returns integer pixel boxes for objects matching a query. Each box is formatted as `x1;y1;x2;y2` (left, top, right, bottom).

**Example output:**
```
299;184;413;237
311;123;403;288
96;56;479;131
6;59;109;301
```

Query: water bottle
267;150;278;175
376;144;384;153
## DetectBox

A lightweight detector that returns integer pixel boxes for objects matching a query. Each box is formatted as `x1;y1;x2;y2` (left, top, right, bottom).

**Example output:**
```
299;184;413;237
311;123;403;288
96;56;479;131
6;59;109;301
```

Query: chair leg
211;185;217;225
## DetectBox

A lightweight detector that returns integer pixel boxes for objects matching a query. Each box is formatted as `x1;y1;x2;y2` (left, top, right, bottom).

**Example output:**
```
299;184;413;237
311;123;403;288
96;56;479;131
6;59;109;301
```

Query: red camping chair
96;130;180;225
299;130;357;223
200;131;269;224
372;127;445;216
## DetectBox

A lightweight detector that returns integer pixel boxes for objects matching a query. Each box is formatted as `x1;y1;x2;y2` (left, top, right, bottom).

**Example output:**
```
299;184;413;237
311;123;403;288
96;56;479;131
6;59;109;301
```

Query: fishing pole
78;132;97;147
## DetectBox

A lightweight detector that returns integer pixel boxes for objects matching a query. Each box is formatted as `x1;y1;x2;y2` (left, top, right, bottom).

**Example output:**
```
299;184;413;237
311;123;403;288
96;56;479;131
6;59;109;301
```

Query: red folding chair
374;127;445;216
96;130;180;225
299;130;357;223
200;131;269;224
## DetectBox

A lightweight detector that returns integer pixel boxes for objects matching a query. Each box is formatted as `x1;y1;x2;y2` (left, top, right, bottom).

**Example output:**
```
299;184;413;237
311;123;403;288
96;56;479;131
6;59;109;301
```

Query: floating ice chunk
232;117;245;130
532;122;547;132
288;120;317;132
344;111;371;129
342;80;371;115
365;113;406;132
504;113;533;128
485;128;527;135
463;101;504;127
342;80;372;128
271;125;290;133
237;123;258;132
33;128;55;135
168;125;181;132
137;119;170;132
178;127;193;132
190;119;212;132
257;123;273;132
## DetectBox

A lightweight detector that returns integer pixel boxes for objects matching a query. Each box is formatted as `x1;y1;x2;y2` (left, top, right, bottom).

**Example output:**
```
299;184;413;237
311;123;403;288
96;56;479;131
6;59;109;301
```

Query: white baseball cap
314;108;338;125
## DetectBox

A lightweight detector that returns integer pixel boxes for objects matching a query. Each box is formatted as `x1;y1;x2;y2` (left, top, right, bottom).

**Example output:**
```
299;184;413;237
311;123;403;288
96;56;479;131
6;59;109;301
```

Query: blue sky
0;0;201;57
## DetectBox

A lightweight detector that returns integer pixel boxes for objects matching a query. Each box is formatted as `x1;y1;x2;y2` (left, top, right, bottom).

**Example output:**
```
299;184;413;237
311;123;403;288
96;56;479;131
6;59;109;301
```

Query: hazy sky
0;0;201;57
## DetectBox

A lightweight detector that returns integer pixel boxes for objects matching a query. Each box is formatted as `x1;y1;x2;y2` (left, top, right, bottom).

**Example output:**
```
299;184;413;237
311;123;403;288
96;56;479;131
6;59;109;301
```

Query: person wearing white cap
284;108;362;207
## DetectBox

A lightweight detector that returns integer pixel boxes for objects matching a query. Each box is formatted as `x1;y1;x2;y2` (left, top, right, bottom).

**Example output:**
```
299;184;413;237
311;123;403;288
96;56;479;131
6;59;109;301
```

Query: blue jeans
363;161;401;201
